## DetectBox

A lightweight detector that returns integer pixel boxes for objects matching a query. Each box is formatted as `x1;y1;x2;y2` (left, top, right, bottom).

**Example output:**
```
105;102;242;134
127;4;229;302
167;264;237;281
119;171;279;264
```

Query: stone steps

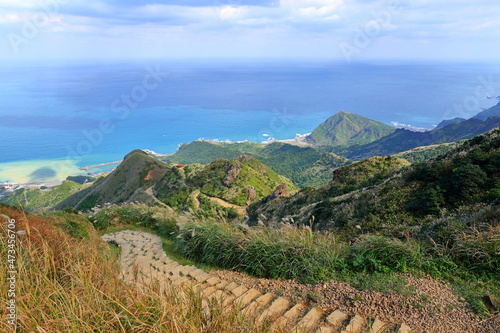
102;230;413;333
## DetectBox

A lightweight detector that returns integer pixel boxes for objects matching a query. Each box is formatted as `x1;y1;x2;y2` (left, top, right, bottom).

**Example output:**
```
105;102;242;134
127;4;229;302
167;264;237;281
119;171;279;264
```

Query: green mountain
344;116;500;160
154;155;296;209
56;150;296;215
249;128;500;233
163;141;350;188
0;180;87;211
305;111;396;147
55;149;169;211
161;108;500;189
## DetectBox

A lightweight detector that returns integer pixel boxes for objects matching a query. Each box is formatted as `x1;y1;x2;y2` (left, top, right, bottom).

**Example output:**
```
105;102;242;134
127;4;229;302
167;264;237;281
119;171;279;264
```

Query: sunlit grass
0;206;282;333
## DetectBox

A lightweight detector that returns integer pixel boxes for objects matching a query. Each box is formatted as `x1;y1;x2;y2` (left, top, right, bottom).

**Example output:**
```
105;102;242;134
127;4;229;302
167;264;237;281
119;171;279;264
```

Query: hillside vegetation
0;205;281;333
0;180;86;211
305;111;395;147
249;156;412;225
153;155;296;211
250;128;500;233
57;150;295;219
163;141;350;188
175;129;500;318
55;150;169;211
393;142;458;163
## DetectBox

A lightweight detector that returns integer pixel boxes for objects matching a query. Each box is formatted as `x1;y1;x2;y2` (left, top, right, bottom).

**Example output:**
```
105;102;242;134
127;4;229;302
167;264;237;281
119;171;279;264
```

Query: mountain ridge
56;150;296;215
344;115;500;160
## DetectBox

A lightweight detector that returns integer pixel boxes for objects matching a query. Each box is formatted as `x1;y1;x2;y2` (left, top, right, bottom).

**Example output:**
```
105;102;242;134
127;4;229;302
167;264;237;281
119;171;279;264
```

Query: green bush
89;209;113;230
60;219;89;238
156;217;179;239
347;235;426;273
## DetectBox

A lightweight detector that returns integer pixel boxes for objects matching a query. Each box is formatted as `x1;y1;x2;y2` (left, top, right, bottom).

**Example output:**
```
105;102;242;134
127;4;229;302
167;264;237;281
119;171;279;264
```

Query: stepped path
102;230;412;333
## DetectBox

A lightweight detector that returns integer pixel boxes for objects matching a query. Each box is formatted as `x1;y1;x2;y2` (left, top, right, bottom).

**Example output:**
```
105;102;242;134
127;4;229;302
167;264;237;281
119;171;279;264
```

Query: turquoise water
1;60;499;182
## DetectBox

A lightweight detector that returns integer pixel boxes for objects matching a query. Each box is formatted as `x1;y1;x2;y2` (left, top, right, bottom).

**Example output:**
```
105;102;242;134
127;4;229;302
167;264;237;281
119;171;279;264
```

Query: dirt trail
190;190;201;211
145;186;172;209
203;194;247;216
102;230;414;333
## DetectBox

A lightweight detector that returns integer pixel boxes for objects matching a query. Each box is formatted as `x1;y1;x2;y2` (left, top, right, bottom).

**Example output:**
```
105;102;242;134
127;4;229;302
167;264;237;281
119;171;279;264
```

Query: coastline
0;158;86;185
0;133;312;186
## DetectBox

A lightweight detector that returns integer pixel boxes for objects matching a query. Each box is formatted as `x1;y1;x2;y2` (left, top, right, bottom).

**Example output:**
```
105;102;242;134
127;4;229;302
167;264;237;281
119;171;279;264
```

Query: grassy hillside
0;205;280;333
67;199;500;322
163;141;350;188
257;143;350;188
57;150;296;218
56;149;169;211
393;142;458;163
188;156;295;206
305;111;396;146
249;156;411;225
0;180;95;211
153;155;296;211
250;128;500;233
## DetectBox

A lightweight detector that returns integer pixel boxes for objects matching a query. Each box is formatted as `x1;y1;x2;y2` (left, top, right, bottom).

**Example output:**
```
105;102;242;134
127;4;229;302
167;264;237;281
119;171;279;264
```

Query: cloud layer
1;0;499;61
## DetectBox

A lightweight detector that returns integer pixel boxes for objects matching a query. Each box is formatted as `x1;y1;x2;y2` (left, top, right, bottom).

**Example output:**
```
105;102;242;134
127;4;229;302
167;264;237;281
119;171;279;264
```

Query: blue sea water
1;59;500;182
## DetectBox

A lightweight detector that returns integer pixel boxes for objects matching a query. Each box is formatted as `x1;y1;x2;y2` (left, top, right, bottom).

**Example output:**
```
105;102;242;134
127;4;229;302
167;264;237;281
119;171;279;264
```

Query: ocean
1;59;500;183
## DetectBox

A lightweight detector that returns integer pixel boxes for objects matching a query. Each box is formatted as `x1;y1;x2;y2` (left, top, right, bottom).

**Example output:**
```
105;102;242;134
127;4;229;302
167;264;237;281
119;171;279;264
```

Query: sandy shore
0;159;85;184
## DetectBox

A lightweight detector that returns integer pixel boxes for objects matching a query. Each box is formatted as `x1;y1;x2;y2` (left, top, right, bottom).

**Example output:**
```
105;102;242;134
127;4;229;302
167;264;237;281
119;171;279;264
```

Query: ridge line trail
202;193;247;216
102;230;414;333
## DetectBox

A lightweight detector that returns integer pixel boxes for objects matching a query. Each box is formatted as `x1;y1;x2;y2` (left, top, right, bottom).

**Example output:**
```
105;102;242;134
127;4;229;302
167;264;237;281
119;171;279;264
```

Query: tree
450;164;487;203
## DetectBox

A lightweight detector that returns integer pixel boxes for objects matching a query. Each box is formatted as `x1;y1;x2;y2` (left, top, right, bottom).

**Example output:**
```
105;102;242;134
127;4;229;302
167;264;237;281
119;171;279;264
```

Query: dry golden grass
0;206;282;333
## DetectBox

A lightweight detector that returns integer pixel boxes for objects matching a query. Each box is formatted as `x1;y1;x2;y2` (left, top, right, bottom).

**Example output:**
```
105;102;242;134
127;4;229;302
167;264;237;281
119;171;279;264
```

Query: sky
0;0;499;62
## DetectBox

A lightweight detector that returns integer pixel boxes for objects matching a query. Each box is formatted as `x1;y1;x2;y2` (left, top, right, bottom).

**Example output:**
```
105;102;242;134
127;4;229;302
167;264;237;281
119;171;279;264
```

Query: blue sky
0;0;499;62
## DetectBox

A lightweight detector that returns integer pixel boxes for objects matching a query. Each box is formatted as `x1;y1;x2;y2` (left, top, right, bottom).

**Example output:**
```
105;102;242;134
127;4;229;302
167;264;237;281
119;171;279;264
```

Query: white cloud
0;0;499;61
0;12;21;23
217;5;245;19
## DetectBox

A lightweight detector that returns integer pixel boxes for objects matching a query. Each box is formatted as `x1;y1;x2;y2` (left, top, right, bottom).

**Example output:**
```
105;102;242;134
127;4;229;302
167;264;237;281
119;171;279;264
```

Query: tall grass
87;203;180;238
176;222;343;284
173;218;500;313
0;206;281;333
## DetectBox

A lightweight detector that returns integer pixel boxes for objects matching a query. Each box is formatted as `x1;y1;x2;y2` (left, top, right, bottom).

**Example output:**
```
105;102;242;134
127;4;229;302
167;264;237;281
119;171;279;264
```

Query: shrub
60;219;89;238
240;226;342;284
347;235;426;273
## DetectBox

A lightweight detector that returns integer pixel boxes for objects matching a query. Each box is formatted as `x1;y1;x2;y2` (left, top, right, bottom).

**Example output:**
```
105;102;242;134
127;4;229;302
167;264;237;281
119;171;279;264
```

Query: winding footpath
102;230;413;333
